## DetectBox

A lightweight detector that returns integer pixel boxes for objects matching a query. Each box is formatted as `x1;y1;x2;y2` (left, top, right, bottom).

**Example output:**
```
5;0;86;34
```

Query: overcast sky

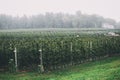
0;0;119;21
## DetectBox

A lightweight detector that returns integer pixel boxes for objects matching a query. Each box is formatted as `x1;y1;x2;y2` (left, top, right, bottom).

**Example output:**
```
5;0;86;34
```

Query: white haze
0;0;120;21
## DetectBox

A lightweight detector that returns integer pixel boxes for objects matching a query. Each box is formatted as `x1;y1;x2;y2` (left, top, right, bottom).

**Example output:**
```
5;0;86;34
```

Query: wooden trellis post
38;49;44;73
13;47;18;72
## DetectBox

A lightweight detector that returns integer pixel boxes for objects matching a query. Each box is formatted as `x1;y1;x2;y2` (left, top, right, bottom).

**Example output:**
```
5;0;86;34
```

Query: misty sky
0;0;119;21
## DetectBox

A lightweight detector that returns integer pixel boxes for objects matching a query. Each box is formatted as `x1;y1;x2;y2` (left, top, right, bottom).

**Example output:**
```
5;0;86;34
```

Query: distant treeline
0;11;120;29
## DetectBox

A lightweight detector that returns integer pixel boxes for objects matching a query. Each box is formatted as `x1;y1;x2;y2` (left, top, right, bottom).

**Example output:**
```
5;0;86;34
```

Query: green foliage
0;29;120;71
8;59;15;73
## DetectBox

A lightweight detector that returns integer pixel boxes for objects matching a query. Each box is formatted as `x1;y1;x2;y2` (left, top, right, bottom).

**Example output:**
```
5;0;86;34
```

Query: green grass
1;56;120;80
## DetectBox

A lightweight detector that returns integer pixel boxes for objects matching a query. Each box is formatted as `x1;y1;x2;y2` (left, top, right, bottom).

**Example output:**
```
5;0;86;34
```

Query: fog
0;0;120;29
0;0;120;21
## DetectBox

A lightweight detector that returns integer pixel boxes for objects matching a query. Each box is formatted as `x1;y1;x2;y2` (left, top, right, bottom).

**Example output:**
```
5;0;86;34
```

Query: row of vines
0;31;120;71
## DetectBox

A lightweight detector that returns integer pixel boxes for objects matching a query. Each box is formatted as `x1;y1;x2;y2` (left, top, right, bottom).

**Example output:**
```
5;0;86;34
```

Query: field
0;28;120;80
0;56;120;80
